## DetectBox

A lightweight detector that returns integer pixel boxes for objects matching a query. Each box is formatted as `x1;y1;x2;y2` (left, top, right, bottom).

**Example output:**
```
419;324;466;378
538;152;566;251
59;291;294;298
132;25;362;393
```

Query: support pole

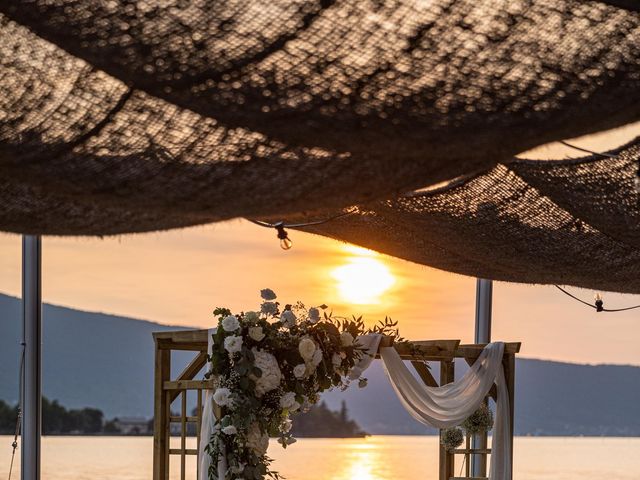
22;236;42;480
471;278;492;477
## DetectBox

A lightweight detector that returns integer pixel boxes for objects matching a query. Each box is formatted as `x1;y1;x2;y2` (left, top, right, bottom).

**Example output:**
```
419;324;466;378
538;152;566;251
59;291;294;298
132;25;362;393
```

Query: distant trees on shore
0;398;366;437
291;401;367;438
0;398;106;435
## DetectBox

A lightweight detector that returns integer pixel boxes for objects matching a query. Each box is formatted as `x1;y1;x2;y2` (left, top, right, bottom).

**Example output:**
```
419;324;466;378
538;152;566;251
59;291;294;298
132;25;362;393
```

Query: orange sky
1;219;639;366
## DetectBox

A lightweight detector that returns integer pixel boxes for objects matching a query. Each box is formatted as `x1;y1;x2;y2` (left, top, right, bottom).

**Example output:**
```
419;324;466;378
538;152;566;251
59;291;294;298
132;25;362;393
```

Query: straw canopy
1;0;640;291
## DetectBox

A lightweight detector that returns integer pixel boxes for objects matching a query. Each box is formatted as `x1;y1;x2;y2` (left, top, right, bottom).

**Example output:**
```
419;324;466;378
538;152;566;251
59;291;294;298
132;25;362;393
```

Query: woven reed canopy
1;0;640;292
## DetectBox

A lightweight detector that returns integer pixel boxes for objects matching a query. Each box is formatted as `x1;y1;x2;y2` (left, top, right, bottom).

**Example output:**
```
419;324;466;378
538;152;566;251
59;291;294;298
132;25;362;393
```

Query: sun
332;249;395;304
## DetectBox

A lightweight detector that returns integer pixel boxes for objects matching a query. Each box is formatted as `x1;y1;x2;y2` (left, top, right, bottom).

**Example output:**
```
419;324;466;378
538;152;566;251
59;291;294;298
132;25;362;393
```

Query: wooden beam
164;380;215;391
411;361;439;387
169;351;208;403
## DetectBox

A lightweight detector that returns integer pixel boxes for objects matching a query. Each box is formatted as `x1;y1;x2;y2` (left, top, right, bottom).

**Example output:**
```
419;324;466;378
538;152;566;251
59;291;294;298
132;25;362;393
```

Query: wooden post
439;360;455;480
503;353;516;479
153;342;171;480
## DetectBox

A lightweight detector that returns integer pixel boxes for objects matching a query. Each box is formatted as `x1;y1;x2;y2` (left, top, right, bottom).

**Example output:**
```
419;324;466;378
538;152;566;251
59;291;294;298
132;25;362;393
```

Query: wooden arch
152;330;520;480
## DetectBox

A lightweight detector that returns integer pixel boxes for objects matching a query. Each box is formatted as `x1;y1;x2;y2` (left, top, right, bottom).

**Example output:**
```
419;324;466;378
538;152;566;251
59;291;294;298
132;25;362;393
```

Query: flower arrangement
462;403;494;435
204;289;401;480
441;427;464;452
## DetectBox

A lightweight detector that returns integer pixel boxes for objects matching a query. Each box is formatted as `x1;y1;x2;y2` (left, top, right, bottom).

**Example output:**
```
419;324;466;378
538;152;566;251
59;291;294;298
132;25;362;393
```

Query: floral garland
205;290;401;480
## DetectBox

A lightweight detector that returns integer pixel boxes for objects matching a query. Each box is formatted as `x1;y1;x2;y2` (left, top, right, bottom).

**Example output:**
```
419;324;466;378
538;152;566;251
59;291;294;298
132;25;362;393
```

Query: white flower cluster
250;347;282;396
246;423;269;456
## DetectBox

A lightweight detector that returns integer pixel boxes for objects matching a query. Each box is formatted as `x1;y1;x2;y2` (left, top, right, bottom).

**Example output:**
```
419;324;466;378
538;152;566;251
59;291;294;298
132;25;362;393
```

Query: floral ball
250;348;282;396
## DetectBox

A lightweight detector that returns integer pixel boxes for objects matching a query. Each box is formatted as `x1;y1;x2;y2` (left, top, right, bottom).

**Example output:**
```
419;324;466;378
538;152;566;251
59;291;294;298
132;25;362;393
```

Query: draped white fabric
354;335;511;480
199;332;511;480
198;328;226;480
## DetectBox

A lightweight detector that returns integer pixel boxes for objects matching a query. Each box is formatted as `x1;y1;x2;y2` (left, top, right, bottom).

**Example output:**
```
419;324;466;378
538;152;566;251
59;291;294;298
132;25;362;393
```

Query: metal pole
22;235;42;480
471;278;492;477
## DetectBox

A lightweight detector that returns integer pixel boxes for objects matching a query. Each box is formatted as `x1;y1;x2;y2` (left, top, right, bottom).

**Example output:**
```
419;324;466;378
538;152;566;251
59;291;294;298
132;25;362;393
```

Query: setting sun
332;251;396;305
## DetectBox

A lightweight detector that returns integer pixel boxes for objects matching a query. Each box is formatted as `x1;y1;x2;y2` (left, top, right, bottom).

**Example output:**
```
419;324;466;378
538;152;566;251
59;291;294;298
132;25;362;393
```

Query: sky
0;218;639;366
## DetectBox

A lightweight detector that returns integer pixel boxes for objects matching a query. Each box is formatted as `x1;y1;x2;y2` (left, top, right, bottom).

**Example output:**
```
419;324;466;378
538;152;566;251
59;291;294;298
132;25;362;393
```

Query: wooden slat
169;449;198;455
164;380;215;390
170;416;199;423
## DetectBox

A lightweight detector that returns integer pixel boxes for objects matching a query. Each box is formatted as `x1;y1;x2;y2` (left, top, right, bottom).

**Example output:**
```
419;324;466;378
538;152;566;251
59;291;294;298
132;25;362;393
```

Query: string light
247;210;355;250
555;285;640;313
274;222;293;250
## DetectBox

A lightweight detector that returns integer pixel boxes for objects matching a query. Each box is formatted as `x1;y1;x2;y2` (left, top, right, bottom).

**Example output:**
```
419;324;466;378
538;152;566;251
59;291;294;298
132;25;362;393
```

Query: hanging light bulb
280;237;293;250
274;222;293;250
594;292;604;312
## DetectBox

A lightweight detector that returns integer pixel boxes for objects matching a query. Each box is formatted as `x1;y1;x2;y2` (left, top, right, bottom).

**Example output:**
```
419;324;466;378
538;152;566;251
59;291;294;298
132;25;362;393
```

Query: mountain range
1;293;639;436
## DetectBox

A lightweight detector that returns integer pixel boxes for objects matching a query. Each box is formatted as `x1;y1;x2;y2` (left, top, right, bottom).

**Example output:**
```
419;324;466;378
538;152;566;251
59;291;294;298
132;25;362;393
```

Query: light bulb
280;237;293;250
594;292;602;302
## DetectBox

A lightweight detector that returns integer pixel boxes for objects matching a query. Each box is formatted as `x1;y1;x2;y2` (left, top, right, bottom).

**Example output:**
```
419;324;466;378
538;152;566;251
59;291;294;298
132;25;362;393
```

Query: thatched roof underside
1;0;640;292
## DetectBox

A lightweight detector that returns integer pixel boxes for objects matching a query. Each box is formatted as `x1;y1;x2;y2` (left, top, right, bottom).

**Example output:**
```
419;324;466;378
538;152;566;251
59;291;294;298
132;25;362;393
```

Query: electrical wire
8;342;25;480
554;285;640;312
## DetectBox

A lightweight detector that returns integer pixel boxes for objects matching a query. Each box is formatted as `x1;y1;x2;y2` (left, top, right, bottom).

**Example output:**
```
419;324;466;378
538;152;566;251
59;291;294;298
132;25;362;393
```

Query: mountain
1;294;639;435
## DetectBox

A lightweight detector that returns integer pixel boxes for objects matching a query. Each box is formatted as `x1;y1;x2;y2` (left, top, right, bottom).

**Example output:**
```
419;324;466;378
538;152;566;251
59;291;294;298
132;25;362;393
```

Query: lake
2;436;639;480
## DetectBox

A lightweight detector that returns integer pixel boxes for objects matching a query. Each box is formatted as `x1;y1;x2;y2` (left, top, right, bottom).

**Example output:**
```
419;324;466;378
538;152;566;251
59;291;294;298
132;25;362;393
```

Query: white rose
213;387;232;407
244;311;259;322
247;423;269;455
279;392;297;410
298;337;316;361
280;310;297;328
221;315;240;332
260;288;277;301
280;418;293;433
260;301;278;316
248;326;265;342
311;348;323;367
340;332;354;347
293;363;307;379
332;353;342;367
250;348;282;396
308;307;321;324
222;425;237;435
224;335;243;354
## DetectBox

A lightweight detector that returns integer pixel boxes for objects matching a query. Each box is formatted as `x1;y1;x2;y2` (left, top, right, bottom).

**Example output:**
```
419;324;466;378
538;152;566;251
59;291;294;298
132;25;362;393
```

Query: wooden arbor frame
153;329;520;480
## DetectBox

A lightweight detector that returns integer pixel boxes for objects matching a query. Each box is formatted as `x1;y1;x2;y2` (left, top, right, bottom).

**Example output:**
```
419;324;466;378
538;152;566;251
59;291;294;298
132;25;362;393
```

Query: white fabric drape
198;328;226;480
353;335;511;480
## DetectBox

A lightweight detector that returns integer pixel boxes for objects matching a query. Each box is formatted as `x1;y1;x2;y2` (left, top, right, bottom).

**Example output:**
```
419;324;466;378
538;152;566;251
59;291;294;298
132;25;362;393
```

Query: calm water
2;436;639;480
